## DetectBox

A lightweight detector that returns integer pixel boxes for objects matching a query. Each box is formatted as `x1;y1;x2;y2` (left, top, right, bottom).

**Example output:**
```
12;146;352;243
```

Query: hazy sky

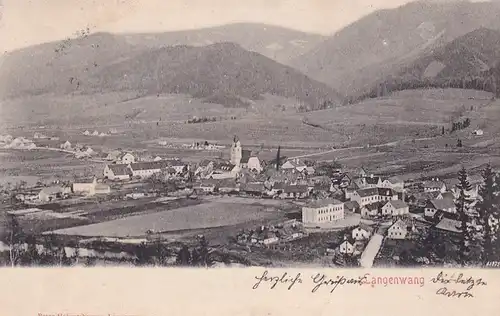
0;0;477;52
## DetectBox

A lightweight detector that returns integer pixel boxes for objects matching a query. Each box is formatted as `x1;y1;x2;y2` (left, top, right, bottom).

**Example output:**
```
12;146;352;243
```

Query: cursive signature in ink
435;287;474;298
252;270;303;290
310;273;367;293
430;271;487;291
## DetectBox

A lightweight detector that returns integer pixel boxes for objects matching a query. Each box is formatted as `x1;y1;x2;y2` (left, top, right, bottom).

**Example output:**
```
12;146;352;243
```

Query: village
1;131;499;268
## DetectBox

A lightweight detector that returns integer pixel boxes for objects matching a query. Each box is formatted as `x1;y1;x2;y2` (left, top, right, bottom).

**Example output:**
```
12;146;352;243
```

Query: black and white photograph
1;0;500;270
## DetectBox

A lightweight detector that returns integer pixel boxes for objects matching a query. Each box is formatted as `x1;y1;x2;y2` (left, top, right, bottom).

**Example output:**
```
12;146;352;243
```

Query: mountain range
0;23;337;109
4;1;500;110
291;0;500;98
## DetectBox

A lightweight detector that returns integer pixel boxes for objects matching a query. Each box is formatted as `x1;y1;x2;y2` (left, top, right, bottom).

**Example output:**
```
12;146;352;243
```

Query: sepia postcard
1;0;500;315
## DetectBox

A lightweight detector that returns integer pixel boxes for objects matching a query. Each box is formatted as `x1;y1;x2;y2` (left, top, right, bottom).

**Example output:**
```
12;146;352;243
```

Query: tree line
347;74;500;105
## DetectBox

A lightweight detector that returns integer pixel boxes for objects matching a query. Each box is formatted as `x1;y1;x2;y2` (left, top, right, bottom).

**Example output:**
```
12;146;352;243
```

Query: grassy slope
291;1;500;96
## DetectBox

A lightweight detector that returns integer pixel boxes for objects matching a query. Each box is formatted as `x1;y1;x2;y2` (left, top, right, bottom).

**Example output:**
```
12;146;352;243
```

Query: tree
454;167;475;266
176;244;191;266
153;239;171;266
276;146;281;171
135;243;154;266
457;139;463;148
477;164;499;263
197;235;212;267
22;234;40;266
5;214;23;267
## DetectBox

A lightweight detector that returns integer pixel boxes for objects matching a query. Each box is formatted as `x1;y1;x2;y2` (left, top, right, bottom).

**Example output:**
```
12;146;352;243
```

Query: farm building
103;164;131;181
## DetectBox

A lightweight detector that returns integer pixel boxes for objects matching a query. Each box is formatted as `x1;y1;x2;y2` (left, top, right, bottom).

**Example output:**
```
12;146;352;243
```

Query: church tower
230;135;242;166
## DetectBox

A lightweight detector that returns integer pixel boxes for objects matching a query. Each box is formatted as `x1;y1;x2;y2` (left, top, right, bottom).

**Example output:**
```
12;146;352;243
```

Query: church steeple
230;135;242;166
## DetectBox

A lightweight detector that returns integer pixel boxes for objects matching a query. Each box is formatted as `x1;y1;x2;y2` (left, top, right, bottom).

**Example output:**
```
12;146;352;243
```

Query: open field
2;89;495;150
0;148;103;182
48;201;284;237
2;88;500;190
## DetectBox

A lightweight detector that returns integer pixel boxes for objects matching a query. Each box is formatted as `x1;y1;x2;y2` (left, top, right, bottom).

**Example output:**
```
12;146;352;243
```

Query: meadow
48;201;284;237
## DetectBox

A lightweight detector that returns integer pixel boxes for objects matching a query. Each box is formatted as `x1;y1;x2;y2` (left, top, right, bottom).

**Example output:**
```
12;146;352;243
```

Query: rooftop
306;198;343;208
385;200;408;209
428;198;455;210
435;218;461;233
423;180;445;189
108;164;131;175
129;161;169;171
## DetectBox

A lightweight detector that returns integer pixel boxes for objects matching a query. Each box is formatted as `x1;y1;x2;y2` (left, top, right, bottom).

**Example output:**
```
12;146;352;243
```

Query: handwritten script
251;270;488;298
430;271;487;299
252;270;368;293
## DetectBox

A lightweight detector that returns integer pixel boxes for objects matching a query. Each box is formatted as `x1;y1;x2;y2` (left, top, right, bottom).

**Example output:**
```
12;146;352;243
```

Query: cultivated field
2;88;500;189
0;149;103;183
5;89;493;150
48;201;284;237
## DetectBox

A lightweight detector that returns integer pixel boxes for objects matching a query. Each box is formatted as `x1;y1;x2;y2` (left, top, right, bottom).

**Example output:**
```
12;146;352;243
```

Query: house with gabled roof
380;176;405;192
241;182;266;196
118;153;136;165
424;198;456;218
387;219;412;240
434;218;462;235
344;200;360;213
423;179;447;193
166;159;189;174
361;202;383;217
350;187;398;207
243;156;263;173
194;179;218;193
38;186;71;202
281;184;309;199
337;236;356;255
129;161;169;178
281;159;308;173
381;200;409;216
103;164;131;181
357;175;383;189
218;179;240;194
352;224;374;241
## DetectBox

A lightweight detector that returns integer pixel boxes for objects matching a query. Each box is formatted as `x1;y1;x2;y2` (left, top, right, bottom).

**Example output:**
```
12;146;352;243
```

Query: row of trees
187;117;218;124
451;117;471;133
454;165;500;265
348;74;500;105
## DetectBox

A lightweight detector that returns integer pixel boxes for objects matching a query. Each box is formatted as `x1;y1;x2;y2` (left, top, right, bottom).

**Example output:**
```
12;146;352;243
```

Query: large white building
350;187;398;207
302;199;344;225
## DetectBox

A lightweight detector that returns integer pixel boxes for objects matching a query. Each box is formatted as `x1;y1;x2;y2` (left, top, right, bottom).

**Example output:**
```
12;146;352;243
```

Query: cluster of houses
235;220;305;246
301;170;409;226
16;177;112;203
103;153;190;180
